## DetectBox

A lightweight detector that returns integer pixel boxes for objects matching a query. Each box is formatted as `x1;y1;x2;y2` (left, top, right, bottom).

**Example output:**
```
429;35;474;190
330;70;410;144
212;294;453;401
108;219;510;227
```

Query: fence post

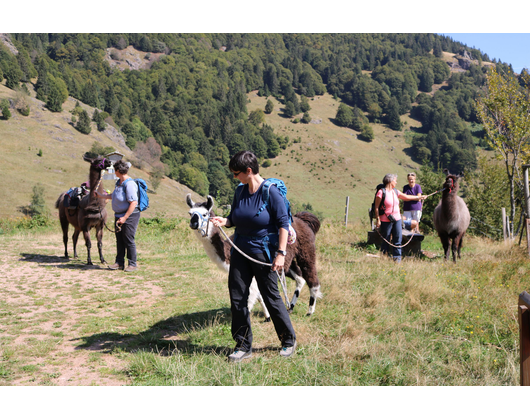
524;165;530;254
344;196;350;227
519;291;530;386
527;219;530;258
502;208;507;242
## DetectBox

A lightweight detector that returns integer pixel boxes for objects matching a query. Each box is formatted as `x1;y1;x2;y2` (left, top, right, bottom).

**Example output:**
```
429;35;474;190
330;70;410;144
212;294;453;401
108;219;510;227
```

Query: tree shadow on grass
74;308;282;357
74;308;234;356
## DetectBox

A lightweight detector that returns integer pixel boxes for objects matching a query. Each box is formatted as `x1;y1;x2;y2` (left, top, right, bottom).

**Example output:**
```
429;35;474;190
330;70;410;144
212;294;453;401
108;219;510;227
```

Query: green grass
0;216;526;385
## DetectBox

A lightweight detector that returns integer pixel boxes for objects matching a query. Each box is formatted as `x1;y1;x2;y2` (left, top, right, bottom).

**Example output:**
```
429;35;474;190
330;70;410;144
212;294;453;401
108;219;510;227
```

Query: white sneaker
279;340;296;358
227;349;252;363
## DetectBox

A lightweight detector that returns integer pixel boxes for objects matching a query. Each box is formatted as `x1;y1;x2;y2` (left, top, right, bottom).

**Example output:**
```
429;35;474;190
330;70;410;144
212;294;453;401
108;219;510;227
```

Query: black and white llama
186;194;322;318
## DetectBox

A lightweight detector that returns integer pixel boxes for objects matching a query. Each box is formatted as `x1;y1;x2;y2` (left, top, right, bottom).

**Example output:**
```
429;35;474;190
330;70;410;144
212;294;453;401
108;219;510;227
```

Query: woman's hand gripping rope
211;216;290;307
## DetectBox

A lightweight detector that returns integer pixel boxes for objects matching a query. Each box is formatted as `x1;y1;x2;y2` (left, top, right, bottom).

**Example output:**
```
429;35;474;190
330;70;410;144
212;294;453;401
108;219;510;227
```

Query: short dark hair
114;160;129;175
229;151;259;175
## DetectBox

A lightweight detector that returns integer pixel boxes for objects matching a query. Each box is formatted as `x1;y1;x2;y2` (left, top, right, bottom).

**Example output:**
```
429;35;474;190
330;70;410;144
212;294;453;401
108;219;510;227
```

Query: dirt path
0;232;164;386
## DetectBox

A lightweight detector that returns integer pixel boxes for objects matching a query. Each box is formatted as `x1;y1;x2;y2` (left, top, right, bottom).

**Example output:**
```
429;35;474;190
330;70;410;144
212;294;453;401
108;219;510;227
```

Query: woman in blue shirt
211;151;296;363
97;160;140;272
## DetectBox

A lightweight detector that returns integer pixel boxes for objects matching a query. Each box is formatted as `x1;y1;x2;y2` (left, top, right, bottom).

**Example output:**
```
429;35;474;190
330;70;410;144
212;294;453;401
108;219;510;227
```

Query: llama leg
83;230;93;265
96;227;106;264
296;253;321;316
439;233;450;260
248;278;271;322
288;270;306;314
72;230;81;259
451;237;458;263
307;285;323;316
60;217;69;258
457;234;465;259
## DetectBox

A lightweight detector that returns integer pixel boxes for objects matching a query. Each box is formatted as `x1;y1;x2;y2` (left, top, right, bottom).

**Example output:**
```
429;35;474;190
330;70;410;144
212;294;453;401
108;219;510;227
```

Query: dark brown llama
186;194;322;318
55;155;112;265
433;169;470;263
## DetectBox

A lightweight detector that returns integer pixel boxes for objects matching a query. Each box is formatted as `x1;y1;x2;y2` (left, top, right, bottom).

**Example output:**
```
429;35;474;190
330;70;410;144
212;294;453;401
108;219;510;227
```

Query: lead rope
376;186;446;249
376;227;416;249
216;224;290;308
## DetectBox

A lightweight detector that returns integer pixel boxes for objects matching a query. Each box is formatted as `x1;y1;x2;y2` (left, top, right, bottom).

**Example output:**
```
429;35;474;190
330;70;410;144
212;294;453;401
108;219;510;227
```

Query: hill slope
1;79;425;223
251;92;422;222
0;82;204;219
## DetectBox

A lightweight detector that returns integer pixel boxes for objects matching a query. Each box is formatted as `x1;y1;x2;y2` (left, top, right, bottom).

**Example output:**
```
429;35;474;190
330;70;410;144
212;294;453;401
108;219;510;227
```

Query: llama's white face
186;194;214;234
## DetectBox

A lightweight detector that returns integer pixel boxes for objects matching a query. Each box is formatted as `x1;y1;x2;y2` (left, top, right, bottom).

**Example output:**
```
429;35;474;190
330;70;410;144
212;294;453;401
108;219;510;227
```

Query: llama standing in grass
433;169;470;263
186;194;322;319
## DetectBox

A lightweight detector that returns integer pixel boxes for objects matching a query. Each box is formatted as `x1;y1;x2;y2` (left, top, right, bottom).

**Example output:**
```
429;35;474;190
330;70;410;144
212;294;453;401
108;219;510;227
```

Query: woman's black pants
228;250;296;352
114;211;140;267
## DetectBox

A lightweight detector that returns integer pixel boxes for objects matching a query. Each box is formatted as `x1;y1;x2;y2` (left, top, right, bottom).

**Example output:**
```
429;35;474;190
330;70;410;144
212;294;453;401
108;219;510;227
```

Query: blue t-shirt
112;178;139;217
227;182;289;255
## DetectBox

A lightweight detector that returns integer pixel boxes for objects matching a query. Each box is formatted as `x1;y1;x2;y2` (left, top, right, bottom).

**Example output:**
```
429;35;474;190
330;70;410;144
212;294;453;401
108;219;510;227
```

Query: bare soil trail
0;232;164;386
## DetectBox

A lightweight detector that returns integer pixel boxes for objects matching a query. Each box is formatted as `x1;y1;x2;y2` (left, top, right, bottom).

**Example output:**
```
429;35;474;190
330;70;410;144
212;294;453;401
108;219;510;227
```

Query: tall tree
76;109;92;134
475;68;530;226
386;97;402;131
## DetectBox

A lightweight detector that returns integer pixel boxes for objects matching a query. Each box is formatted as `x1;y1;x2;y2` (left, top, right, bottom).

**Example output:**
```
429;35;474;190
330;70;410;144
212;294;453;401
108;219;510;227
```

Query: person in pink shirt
374;173;425;262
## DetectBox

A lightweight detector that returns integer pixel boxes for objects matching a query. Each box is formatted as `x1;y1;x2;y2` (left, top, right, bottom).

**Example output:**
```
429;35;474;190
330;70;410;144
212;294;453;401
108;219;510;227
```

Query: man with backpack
96;159;144;272
210;150;297;363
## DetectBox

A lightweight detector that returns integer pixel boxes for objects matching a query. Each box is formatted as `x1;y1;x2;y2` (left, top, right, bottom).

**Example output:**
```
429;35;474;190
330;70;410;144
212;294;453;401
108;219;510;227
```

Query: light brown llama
433;169;470;263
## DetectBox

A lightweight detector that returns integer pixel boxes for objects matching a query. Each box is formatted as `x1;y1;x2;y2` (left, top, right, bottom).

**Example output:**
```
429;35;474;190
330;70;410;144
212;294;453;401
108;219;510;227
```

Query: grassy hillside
1;79;425;224
250;92;423;222
0;82;204;220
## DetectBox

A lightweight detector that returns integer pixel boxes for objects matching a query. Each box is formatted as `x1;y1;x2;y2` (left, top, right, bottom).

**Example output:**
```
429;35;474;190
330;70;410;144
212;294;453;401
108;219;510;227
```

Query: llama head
186;194;214;234
442;169;464;194
83;154;112;171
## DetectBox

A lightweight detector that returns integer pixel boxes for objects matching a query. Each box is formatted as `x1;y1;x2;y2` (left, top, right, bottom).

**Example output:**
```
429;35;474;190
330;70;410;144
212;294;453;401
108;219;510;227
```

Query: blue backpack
236;178;293;224
122;178;149;212
257;178;293;224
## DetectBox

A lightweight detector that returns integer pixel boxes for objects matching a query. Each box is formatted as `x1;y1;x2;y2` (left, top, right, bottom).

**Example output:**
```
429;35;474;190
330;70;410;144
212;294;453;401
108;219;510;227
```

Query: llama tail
294;211;321;234
55;193;65;209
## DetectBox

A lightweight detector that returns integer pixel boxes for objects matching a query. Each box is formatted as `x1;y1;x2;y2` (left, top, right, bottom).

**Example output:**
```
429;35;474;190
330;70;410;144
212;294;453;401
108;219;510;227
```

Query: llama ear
457;171;464;179
206;195;214;211
186;194;194;208
443;168;449;176
83;153;93;163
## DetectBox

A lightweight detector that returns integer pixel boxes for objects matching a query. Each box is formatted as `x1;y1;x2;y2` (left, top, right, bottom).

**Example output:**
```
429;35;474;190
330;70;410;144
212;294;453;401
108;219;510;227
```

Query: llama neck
89;167;100;192
195;224;230;272
441;191;458;214
88;168;106;206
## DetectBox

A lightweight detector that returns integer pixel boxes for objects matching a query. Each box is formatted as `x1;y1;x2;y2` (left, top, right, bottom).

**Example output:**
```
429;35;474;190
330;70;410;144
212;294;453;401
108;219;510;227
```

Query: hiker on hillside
210;150;296;363
402;172;423;233
374;173;426;262
96;160;140;272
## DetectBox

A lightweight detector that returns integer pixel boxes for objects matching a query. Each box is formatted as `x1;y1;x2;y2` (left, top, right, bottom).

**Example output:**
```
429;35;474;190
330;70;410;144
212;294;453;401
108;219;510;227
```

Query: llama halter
190;209;211;237
446;177;455;193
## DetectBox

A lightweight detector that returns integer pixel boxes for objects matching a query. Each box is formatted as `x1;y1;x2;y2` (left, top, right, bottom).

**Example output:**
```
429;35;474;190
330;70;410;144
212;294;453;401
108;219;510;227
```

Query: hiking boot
227;348;252;363
280;340;296;358
124;265;138;272
108;263;124;270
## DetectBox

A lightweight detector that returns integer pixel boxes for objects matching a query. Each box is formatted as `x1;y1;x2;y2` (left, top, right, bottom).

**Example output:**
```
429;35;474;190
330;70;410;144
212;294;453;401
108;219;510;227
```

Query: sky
441;33;530;73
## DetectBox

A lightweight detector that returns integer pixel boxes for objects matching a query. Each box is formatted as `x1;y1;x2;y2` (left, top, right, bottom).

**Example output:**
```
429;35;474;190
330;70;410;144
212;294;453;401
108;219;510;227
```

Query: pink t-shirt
376;188;401;222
